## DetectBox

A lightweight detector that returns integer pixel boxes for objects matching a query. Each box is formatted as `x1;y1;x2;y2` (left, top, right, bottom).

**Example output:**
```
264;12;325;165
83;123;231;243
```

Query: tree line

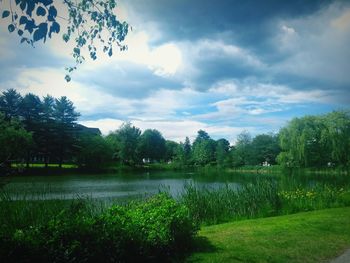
0;89;349;170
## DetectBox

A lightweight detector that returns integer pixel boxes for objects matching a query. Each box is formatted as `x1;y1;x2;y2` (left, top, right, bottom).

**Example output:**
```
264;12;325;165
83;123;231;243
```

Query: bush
0;193;198;262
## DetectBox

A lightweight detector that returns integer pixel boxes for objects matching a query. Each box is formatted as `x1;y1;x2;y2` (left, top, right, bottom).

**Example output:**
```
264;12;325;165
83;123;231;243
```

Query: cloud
126;0;330;46
271;3;350;90
1;0;349;145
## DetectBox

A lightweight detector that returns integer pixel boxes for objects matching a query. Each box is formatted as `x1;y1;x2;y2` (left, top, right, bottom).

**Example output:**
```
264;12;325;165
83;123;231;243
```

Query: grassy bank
188;207;350;263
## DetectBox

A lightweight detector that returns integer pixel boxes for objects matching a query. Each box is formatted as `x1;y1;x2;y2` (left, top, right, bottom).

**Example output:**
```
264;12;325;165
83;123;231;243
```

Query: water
1;170;349;201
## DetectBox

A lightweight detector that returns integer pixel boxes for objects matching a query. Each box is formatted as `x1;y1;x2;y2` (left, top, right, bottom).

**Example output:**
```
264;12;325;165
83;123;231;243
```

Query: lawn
187;207;350;263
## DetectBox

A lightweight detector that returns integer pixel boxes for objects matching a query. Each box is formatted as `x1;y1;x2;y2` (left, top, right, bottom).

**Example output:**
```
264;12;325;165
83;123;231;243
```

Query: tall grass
0;187;109;234
180;180;280;225
180;181;350;225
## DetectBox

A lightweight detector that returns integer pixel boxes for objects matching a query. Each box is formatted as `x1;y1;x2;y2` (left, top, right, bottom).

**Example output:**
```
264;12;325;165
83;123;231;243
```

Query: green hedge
0;193;198;262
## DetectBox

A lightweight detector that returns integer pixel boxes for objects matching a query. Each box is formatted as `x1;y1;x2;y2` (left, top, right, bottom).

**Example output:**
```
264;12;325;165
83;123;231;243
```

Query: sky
0;0;349;143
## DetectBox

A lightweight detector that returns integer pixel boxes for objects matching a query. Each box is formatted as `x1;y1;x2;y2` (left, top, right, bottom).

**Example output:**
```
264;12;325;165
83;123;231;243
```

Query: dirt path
330;249;350;263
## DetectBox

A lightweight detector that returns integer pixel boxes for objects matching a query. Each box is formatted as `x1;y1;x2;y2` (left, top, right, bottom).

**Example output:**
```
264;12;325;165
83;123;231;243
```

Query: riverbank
187;207;350;263
3;162;349;177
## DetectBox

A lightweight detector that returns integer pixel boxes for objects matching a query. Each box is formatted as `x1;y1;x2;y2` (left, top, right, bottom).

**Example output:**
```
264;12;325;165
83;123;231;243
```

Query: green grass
187;207;350;263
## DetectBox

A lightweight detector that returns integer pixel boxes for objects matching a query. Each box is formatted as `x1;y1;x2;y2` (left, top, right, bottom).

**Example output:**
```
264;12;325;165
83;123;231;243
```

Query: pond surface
1;170;349;201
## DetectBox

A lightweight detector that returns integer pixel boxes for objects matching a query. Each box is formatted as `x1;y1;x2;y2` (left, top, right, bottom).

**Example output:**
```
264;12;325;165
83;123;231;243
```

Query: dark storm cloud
125;0;350;101
127;0;331;46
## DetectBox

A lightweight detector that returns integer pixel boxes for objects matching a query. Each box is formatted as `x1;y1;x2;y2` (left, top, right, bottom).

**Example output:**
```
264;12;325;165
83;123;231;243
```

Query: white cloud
273;3;350;85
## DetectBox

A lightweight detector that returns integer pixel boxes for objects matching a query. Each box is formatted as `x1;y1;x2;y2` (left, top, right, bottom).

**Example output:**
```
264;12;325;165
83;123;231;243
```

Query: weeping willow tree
277;111;350;168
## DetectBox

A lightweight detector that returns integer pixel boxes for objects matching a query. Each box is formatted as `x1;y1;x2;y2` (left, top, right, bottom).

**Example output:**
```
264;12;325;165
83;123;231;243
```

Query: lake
1;170;349;201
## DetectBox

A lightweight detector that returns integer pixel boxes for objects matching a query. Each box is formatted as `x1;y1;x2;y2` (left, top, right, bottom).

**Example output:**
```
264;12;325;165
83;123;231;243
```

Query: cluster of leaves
1;0;129;81
2;0;59;45
0;193;198;262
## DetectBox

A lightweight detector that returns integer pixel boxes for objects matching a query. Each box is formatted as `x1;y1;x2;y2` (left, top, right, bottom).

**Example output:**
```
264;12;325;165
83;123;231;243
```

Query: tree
40;95;56;167
277;116;327;167
0;113;32;168
164;140;179;162
107;122;141;165
183;136;192;164
0;89;22;121
19;93;43;167
231;131;252;167
250;134;280;165
321;111;350;167
276;111;350;168
138;129;166;162
192;130;216;165
76;134;113;169
0;0;129;81
216;138;230;167
52;96;80;167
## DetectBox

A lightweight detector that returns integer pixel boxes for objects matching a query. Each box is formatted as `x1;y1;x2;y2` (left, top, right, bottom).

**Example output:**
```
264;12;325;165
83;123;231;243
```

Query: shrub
0;193;198;262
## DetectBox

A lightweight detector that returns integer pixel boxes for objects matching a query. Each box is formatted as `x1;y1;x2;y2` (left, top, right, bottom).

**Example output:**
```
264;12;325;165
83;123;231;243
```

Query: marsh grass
0;187;108;234
180;180;350;225
180;180;280;225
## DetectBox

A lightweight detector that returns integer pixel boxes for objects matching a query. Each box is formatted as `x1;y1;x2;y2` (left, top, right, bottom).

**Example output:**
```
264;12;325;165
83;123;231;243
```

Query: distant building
76;124;102;136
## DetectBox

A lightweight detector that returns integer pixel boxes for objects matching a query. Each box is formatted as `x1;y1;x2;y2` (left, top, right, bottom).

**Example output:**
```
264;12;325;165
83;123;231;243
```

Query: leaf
73;47;80;55
19;1;26;11
26;1;35;17
65;75;71;82
48;6;57;18
63;33;70;42
36;6;46;16
19;16;28;25
33;23;48;42
8;24;15;33
24;19;37;34
18;29;24;36
2;10;10;18
108;47;113;57
49;21;60;38
41;0;53;6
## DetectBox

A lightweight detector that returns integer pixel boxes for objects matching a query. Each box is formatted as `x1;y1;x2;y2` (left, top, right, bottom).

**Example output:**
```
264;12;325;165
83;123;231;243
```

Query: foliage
250;133;280;165
231;130;253;167
192;130;216;165
52;96;80;167
0;0;129;80
76;134;113;169
0;193;198;262
164;140;179;162
215;138;230;167
138;129;166;162
106;122;141;165
0;113;33;167
0;89;83;168
277;111;350;168
0;88;22;121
